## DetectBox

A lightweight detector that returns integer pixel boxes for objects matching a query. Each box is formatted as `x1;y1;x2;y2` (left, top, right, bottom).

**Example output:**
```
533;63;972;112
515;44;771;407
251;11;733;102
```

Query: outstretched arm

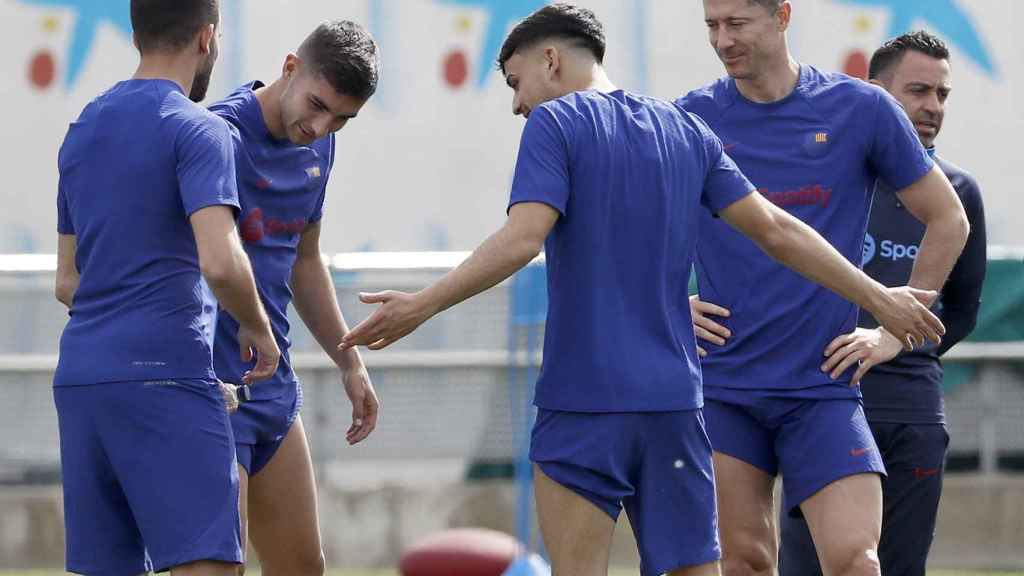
340;201;558;350
719;192;943;350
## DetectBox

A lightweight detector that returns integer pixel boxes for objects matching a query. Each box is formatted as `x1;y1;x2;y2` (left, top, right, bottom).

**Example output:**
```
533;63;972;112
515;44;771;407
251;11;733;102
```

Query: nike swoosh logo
850;447;871;457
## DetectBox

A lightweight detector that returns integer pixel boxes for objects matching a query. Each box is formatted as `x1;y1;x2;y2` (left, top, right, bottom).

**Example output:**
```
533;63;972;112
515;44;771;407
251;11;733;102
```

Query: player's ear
543;46;560;79
132;32;141;52
197;23;215;57
283;53;300;79
776;2;792;32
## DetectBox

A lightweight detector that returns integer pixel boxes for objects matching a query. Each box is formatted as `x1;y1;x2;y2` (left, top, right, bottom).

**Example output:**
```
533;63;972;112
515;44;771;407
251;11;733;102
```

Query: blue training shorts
54;379;242;575
703;387;886;515
232;380;302;476
530;409;720;576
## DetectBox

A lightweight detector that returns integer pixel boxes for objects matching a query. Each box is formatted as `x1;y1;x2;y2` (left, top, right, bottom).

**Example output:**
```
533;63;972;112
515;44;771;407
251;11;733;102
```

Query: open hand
339;291;433;351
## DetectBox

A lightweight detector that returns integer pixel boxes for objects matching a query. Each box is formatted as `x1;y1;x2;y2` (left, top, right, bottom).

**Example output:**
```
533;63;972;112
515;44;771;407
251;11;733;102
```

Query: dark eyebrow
312;94;358;120
310;95;329;110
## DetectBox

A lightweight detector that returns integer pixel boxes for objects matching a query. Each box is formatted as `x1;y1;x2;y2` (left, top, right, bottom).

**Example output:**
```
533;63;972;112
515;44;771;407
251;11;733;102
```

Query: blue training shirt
859;152;986;424
676;65;934;398
209;82;335;400
509;90;754;413
55;79;240;387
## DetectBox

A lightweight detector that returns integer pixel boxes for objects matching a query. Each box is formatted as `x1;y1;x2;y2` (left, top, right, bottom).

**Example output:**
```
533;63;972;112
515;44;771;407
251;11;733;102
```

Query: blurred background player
52;0;279;574
779;30;988;576
340;4;950;575
679;1;970;575
208;20;381;576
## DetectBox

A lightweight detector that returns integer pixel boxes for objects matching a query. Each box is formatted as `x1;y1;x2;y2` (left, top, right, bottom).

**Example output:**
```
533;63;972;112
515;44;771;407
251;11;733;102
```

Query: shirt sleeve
937;174;987;355
57;177;74;234
309;134;335;224
508;106;571;216
176;114;241;217
693;115;755;213
868;88;934;192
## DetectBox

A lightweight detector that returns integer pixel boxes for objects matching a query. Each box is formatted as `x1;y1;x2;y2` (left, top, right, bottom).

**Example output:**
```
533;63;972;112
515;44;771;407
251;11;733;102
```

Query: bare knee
825;546;880;576
721;541;775;576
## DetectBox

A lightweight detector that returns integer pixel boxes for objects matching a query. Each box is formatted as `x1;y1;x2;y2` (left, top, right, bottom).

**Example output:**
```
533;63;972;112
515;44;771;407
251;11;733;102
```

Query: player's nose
714;29;735;52
313;115;333;139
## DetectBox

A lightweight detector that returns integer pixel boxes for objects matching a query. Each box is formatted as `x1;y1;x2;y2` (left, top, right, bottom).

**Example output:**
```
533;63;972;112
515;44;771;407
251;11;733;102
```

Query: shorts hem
533;460;621;520
65;562;148;576
710;445;777;477
151;549;243;573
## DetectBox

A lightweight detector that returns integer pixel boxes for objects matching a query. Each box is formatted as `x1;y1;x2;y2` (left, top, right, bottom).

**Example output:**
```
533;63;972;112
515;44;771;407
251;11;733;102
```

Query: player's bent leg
713;452;778;576
799;473;882;576
247;416;325;576
534;464;616;576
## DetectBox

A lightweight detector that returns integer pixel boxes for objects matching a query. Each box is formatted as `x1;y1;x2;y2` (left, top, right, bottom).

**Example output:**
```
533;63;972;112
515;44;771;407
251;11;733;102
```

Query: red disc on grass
399;528;520;576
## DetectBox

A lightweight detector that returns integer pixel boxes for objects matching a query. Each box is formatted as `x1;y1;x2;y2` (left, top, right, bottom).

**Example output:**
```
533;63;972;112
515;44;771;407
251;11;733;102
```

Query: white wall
0;0;1016;253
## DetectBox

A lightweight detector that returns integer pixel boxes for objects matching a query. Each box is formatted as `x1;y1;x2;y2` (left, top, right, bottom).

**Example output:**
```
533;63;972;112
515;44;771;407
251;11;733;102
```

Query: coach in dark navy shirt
780;31;986;576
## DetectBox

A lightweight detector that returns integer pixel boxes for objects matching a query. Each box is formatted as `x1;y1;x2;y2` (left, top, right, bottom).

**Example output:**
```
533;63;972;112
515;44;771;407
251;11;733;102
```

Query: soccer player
339;5;945;575
208;20;381;575
53;1;279;574
779;31;987;576
679;1;971;575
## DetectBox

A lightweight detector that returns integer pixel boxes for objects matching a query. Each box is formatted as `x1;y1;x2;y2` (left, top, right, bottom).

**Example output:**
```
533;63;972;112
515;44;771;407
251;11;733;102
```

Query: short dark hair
747;0;784;12
869;30;950;81
130;0;219;53
497;3;606;74
298;20;380;101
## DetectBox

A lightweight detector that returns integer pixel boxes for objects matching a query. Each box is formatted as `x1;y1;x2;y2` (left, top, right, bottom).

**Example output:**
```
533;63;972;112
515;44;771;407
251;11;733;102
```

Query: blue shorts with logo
232;380;302;476
530;409;720;576
703;387;886;515
54;379;242;575
779;421;948;576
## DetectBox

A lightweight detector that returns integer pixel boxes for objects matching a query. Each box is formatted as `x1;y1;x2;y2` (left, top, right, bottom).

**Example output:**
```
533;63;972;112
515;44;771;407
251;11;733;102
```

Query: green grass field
4;565;1019;569
4;571;1024;575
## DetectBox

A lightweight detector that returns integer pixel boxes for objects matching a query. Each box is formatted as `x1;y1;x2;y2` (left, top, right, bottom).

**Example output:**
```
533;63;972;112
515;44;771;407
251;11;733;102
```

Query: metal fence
0;253;1022;483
